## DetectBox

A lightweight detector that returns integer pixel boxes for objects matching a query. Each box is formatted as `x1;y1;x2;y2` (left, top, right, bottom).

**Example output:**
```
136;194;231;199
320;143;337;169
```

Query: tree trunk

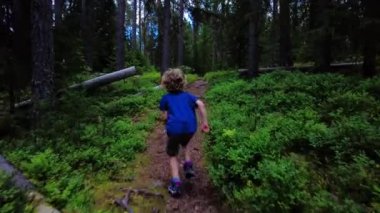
362;35;376;77
177;0;184;66
192;0;201;73
1;1;13;113
271;0;278;65
139;0;142;51
69;66;137;90
54;0;64;26
193;21;200;73
211;1;218;70
273;0;278;20
0;155;34;190
81;0;94;70
31;0;55;122
13;0;32;90
362;0;378;77
239;62;363;73
132;0;137;49
292;0;299;31
247;0;260;77
160;0;171;74
310;0;331;71
142;1;147;55
116;0;126;70
279;0;292;67
7;55;15;113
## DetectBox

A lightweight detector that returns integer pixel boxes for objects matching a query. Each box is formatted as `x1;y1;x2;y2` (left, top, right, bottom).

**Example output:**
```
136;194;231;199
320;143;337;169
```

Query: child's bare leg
182;145;195;178
183;146;191;162
168;155;181;196
170;156;180;178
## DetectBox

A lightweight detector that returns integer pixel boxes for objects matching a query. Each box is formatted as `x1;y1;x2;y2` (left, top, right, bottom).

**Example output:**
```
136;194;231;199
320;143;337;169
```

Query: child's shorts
166;133;194;156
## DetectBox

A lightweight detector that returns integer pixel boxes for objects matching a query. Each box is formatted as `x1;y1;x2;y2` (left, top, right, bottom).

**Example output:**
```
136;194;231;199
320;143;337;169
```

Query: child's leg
169;156;180;179
180;134;194;162
183;145;191;162
180;134;195;179
166;134;182;196
167;135;181;179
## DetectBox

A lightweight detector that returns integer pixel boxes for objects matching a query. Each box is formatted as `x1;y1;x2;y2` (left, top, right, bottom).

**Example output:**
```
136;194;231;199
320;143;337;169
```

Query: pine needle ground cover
0;72;165;211
204;71;380;212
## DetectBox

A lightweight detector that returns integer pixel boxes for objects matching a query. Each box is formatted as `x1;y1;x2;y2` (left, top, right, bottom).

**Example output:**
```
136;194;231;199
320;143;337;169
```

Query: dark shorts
166;133;194;156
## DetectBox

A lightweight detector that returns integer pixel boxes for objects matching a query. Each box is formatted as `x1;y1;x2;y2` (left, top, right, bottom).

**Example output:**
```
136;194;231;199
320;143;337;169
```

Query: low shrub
0;69;166;210
205;70;380;211
0;171;28;213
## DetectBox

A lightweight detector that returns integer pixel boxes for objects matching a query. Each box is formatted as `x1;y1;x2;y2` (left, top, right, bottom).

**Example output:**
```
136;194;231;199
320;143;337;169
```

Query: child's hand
201;122;210;133
159;111;167;122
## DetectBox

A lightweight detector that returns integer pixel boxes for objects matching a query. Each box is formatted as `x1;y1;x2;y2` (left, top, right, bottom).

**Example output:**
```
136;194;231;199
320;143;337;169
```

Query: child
159;68;209;197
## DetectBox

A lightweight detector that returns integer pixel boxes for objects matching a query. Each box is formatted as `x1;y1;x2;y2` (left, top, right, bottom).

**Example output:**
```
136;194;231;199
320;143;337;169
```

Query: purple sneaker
184;161;195;179
168;178;181;197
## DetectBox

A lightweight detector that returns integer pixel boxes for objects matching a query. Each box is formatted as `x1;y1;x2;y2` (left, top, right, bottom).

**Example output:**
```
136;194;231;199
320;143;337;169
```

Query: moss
92;154;166;212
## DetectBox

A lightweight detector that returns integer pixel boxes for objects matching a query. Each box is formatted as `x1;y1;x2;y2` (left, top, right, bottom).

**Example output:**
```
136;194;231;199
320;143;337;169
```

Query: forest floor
94;80;227;212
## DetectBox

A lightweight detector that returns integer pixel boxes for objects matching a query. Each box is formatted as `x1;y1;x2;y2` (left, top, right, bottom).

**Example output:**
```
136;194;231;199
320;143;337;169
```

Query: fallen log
0;155;60;212
15;66;137;109
0;155;34;190
69;66;136;90
238;62;363;74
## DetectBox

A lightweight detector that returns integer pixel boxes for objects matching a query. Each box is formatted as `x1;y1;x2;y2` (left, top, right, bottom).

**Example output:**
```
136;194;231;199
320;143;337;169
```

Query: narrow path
140;80;225;212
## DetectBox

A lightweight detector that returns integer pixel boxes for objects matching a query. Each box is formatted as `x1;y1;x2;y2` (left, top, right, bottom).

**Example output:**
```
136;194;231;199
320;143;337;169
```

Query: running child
159;68;209;197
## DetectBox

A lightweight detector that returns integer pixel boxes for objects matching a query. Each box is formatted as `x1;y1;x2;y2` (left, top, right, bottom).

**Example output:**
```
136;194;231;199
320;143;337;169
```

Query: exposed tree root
114;188;164;212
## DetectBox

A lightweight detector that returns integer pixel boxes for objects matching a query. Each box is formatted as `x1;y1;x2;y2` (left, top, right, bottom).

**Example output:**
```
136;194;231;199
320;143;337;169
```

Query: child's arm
159;111;167;123
196;100;210;132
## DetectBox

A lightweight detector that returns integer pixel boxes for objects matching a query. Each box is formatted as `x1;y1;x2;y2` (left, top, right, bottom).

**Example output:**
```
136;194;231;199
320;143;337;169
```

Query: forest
0;0;379;212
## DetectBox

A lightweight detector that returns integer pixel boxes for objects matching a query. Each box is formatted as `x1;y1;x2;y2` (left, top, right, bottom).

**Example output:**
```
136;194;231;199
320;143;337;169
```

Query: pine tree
31;0;55;122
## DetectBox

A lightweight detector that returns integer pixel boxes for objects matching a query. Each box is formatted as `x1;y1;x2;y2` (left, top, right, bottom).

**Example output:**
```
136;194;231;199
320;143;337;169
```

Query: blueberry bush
204;71;380;212
0;71;166;210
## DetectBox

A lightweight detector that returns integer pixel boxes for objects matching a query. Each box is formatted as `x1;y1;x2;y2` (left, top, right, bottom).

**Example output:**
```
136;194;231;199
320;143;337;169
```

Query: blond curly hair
161;68;187;92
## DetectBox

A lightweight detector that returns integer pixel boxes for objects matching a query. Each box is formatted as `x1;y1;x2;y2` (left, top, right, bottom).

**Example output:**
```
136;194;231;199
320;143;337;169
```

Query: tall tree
82;0;116;71
362;0;379;77
247;0;261;77
160;0;170;73
1;0;16;113
31;0;55;121
177;0;184;66
192;0;201;73
279;0;292;66
13;0;32;95
139;0;142;51
81;0;94;69
270;0;279;65
310;0;331;71
132;0;137;49
291;0;299;31
54;0;64;26
116;0;126;70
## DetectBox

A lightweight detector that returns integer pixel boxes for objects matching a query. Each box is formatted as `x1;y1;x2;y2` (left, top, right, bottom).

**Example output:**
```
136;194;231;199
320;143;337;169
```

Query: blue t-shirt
159;91;198;135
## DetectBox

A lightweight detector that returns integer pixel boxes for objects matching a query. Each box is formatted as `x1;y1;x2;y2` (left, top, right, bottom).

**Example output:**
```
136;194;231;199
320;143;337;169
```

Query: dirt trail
137;80;225;212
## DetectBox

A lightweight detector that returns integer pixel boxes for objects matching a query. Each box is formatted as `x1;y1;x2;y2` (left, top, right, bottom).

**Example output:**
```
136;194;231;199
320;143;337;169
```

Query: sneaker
184;161;195;179
168;179;181;197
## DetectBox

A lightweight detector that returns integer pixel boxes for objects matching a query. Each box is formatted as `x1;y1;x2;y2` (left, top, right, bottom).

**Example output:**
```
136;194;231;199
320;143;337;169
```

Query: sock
184;161;193;168
171;177;181;185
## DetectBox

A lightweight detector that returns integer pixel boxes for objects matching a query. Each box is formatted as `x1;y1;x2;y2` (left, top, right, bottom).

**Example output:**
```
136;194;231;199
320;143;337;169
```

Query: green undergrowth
205;70;380;212
0;71;168;211
0;171;33;213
